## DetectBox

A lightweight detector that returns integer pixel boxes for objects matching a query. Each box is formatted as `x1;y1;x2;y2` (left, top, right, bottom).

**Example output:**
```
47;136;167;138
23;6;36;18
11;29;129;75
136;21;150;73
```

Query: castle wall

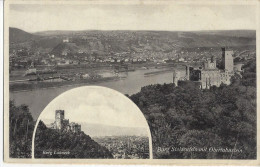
220;71;233;85
173;69;188;86
52;110;81;133
70;123;81;133
204;59;216;70
178;80;201;89
174;48;235;89
201;70;221;89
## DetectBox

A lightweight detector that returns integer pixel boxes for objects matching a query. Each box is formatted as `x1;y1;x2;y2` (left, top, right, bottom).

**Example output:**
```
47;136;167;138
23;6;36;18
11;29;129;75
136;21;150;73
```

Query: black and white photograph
32;86;151;159
4;0;259;165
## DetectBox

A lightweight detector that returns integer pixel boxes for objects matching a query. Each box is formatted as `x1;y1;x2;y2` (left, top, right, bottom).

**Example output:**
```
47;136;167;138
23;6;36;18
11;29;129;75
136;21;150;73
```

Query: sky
9;3;256;32
39;86;149;129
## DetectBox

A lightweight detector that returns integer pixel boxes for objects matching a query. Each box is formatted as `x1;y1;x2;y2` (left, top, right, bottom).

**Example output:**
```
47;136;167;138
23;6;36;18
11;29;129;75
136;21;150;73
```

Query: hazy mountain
34;30;82;36
42;119;149;137
193;30;256;38
34;29;256;38
80;123;149;137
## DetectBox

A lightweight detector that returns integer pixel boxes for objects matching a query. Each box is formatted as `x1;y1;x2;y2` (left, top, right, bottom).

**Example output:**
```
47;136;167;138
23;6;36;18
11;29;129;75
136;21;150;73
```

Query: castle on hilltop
173;48;237;89
49;110;81;133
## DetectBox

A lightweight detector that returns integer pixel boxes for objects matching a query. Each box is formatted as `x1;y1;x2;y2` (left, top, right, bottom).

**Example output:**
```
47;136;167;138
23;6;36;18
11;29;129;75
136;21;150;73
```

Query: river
10;68;174;120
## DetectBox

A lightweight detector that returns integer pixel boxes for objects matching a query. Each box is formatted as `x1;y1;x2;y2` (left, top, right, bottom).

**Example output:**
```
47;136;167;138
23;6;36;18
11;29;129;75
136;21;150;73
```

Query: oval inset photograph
32;86;152;159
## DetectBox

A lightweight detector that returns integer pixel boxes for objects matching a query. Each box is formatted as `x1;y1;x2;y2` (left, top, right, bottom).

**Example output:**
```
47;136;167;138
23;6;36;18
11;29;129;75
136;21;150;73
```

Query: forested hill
130;60;256;159
9;27;39;43
9;100;113;159
34;121;113;158
10;27;256;54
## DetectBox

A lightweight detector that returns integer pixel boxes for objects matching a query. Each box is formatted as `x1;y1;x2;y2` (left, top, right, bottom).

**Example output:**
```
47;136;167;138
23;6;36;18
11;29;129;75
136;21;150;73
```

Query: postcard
3;0;260;165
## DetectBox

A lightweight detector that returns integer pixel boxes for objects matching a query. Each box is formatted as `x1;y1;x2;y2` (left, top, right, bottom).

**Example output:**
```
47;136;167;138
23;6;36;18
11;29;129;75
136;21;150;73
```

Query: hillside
10;28;256;56
130;60;256;159
9;27;38;43
34;121;113;158
51;42;80;55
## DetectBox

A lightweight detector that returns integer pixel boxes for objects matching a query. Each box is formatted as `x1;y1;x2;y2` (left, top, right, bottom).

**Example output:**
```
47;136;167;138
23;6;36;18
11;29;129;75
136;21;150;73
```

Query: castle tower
221;47;234;72
55;110;65;130
186;65;190;80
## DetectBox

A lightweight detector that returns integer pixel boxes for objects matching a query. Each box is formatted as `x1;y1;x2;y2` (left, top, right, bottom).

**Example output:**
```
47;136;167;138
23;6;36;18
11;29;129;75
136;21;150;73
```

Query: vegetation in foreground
34;121;113;158
9;60;256;159
130;60;256;159
9;102;113;158
9;101;34;158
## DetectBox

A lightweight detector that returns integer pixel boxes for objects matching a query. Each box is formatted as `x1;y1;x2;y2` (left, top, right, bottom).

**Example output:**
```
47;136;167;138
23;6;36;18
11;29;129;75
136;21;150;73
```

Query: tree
130;60;256;159
9;100;35;158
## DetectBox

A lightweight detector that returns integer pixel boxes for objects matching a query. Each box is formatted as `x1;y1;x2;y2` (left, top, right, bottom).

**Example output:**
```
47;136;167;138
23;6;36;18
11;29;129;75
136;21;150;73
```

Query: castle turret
55;110;64;130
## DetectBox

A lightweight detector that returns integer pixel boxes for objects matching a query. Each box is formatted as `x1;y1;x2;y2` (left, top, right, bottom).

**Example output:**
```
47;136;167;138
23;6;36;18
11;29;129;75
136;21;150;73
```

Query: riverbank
10;69;174;120
10;77;120;93
144;69;174;76
10;65;176;93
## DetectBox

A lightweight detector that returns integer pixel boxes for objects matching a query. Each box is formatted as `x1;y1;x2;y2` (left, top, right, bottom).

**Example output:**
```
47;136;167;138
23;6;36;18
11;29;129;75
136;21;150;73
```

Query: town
93;136;149;159
9;28;256;92
7;2;257;161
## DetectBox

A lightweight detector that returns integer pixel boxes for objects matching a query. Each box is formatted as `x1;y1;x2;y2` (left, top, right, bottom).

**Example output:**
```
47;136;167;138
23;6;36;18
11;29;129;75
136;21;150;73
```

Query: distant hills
34;29;256;38
191;30;256;38
80;123;148;137
9;27;256;55
9;27;39;43
42;119;149;137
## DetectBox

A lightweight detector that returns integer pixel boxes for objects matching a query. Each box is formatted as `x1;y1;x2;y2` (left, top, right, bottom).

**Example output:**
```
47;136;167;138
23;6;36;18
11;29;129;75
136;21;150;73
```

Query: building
63;38;69;43
55;110;65;129
221;47;234;72
50;110;81;133
25;68;37;75
178;57;185;62
173;66;189;86
173;48;235;89
234;63;244;72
